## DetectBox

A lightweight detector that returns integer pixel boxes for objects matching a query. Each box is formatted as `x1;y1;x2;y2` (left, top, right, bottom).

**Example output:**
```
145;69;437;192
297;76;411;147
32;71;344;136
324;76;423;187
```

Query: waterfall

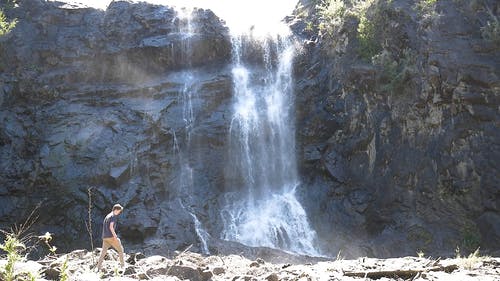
82;0;318;256
221;27;320;255
171;7;211;255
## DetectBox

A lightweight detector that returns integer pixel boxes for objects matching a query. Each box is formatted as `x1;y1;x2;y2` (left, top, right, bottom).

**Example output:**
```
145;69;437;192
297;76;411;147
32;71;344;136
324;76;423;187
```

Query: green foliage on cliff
357;10;381;61
0;9;16;36
318;0;346;32
357;0;394;62
460;226;481;254
416;0;437;11
316;0;383;60
372;48;418;95
414;0;438;21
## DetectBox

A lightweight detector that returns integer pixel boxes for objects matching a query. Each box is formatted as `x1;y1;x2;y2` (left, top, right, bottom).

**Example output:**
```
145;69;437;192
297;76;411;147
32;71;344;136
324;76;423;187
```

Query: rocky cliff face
0;0;232;253
291;0;499;257
0;0;499;259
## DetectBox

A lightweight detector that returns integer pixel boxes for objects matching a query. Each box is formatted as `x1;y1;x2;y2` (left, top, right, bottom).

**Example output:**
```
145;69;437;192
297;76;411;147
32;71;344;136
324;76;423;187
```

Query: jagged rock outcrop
291;0;499;257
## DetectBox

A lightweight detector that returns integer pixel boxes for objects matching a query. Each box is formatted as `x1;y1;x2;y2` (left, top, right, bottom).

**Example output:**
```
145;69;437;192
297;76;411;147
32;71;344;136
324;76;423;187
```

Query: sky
56;0;298;35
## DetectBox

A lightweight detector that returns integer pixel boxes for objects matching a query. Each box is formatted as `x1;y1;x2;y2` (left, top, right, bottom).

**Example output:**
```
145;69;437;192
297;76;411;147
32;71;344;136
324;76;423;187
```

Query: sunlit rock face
291;0;500;258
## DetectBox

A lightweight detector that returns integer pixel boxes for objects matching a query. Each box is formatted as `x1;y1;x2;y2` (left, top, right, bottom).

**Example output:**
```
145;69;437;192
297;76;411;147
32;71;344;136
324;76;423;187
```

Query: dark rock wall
292;0;499;257
0;0;232;253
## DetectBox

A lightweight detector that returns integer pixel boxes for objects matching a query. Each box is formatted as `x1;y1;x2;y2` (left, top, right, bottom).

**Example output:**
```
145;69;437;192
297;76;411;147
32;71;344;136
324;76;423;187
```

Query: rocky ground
1;249;499;280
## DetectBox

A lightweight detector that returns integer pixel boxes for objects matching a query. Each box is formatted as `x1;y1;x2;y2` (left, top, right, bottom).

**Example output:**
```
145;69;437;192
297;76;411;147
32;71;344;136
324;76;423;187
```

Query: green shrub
372;48;418;94
317;0;348;37
0;9;16;36
315;0;386;60
318;0;346;23
415;0;439;20
0;234;25;281
355;0;389;62
357;12;380;61
59;257;69;281
461;226;481;254
0;206;52;281
456;248;489;270
416;0;437;12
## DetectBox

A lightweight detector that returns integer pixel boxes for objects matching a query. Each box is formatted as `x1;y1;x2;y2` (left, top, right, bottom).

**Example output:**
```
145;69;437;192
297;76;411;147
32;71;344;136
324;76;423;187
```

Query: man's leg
116;238;125;267
96;239;111;270
109;238;125;268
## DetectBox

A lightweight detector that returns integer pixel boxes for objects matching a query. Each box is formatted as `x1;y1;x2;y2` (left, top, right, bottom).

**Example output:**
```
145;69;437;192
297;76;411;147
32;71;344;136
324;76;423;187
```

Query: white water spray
221;20;320;255
69;0;318;255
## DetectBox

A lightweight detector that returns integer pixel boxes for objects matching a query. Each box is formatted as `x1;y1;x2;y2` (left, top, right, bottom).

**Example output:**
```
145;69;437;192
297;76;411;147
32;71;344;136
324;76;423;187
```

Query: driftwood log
344;264;458;279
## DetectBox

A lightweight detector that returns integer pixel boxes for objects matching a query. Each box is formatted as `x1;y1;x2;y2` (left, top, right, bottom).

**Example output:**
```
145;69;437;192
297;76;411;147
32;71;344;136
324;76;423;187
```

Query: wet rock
109;164;130;185
167;265;205;281
43;267;60;280
322;149;348;183
477;212;500;250
199;268;213;280
212;266;225;275
126;252;146;265
249;261;260;267
265;273;279;281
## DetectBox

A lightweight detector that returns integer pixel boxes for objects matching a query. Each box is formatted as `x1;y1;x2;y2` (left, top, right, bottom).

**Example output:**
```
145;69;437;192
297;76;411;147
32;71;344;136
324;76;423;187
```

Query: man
96;204;125;271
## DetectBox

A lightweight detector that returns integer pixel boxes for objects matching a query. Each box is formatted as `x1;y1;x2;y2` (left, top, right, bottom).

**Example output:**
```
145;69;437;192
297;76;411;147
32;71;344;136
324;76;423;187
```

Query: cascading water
171;7;211;255
221;27;320;255
83;0;318;255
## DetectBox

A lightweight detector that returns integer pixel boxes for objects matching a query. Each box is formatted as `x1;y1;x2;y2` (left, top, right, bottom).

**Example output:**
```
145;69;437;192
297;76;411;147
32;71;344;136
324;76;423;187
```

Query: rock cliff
0;0;499;259
291;0;499;257
0;0;232;254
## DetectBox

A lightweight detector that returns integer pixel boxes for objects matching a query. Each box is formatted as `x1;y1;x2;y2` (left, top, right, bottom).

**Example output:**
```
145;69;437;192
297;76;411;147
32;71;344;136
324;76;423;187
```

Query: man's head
112;204;123;215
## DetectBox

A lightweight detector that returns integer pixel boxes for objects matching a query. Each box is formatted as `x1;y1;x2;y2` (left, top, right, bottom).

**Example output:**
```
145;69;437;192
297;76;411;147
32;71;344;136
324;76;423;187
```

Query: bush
316;0;381;60
355;0;389;62
372;48;418;95
414;0;439;26
318;0;347;25
415;0;437;13
0;206;58;280
456;247;489;270
316;0;348;37
0;234;25;281
0;9;16;37
357;11;380;61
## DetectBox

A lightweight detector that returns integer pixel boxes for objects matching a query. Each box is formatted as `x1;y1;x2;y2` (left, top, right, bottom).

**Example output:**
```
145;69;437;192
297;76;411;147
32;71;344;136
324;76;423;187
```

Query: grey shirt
102;212;118;239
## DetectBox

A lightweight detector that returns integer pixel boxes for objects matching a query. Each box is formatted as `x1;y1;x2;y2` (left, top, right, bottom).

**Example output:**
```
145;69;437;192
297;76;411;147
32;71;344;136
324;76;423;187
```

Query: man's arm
109;221;118;240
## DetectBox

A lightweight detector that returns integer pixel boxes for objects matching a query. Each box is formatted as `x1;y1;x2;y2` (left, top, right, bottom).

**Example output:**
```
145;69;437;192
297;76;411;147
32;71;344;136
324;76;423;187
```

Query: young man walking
96;204;125;271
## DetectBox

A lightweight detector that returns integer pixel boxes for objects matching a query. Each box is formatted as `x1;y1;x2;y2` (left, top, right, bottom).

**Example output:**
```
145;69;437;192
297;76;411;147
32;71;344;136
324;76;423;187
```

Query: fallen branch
165;244;193;276
344;264;458;279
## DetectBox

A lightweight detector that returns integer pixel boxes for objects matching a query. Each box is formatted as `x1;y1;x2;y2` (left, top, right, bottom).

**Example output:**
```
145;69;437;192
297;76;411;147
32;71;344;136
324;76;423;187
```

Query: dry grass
455;248;489;270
